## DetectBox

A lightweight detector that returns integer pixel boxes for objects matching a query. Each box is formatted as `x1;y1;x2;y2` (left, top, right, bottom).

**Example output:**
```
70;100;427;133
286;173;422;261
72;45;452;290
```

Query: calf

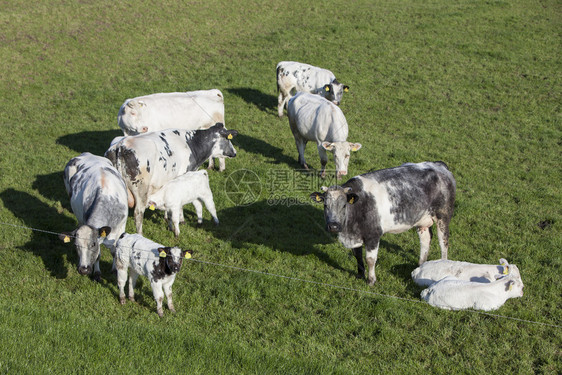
277;61;349;117
114;233;192;317
117;89;227;171
147;170;219;237
288;92;361;179
310;161;456;285
105;123;237;234
59;152;128;281
420;270;524;311
412;258;520;286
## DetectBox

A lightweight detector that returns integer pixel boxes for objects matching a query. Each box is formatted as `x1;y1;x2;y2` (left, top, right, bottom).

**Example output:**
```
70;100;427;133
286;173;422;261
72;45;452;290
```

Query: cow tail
276;65;281;93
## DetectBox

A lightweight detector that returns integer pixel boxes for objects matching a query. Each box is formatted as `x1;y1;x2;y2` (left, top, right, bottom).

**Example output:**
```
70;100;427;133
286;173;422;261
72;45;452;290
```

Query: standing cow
105;123;237;234
277;61;349;117
310;162;456;285
288;92;361;179
59;152;129;281
117;89;227;171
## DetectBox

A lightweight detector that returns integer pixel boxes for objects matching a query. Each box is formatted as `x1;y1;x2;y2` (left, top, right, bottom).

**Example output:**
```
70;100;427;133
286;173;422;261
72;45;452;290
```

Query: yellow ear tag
503;265;509;275
159;251;167;258
349;197;355;204
315;195;322;202
149;204;155;211
508;283;513;291
227;134;233;140
352;146;358;152
100;230;107;237
344;87;349;92
64;236;71;243
185;252;192;259
325;86;330;92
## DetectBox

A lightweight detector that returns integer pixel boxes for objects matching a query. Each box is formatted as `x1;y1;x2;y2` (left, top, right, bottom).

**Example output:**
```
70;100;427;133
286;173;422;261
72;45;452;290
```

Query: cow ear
324;84;331;92
350;143;362;152
59;231;75;243
310;192;325;203
322;142;335;151
99;226;111;238
347;193;359;205
506;280;515;291
158;247;168;258
225;130;238;140
183;249;193;259
343;85;350;93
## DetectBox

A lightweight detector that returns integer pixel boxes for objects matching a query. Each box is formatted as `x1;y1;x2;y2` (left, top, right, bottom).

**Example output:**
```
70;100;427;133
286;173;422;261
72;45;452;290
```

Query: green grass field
0;0;560;373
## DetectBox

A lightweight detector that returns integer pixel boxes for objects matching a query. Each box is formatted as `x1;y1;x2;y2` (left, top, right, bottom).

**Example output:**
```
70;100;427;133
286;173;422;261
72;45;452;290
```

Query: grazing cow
420;270;524;311
277;61;349;117
105;123;237;234
288;92;361;179
147;170;219;237
114;233;192;317
59;152;128;281
412;258;520;286
310;161;456;285
117;89;227;171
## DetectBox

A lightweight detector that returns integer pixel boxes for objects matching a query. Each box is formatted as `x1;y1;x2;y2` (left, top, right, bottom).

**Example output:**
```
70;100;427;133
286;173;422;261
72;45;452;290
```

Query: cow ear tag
325;85;330;92
315;194;322;202
508;282;513;291
344;87;349;92
159;251;167;258
348;196;355;204
227;134;233;140
351;146;358;152
100;230;107;237
184;252;192;259
64;236;71;243
149;204;155;211
503;265;509;275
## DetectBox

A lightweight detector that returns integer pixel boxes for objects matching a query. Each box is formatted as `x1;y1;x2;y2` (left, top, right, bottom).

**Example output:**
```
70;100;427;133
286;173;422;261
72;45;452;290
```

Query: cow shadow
57;129;123;156
32;171;71;211
234;133;297;168
0;189;91;279
226;87;277;114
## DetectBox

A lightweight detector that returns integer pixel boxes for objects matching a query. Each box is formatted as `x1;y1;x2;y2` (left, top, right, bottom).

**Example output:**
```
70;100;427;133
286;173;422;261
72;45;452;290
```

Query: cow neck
186;130;215;168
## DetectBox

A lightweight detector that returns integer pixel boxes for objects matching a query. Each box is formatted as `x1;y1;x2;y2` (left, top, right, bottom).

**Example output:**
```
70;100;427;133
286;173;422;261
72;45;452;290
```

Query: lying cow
277;61;349;117
114;233;193;317
412;258;520;286
59;152;128;281
288;92;361;179
105;123;237;234
310;161;456;285
117;89;227;171
147;170;219;237
420;270;524;311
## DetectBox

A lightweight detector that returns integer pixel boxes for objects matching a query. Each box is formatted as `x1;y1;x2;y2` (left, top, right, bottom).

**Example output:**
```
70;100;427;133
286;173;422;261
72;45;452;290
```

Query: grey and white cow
59;152;128;281
117;89;227;171
310;162;456;285
147;170;219;237
105;123;237;234
288;92;361;179
114;233;192;317
277;61;349;117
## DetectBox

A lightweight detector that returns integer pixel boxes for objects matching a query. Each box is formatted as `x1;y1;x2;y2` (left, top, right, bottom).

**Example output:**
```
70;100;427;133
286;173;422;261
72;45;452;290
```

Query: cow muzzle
77;265;92;275
326;222;342;233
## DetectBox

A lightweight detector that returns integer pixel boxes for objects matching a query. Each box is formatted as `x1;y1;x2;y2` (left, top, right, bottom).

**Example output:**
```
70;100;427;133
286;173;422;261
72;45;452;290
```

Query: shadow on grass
234;133;298;168
226;87;277;114
32;171;71;211
57;129;123;156
0;189;114;280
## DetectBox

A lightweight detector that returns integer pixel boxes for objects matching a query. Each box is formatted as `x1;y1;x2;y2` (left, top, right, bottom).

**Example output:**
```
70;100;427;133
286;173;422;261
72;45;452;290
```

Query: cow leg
278;90;290;117
352;246;365;279
163;280;175;314
294;136;308;169
417;226;432;265
192;200;204;226
170;209;181;237
218;156;226;172
365;242;380;286
207;156;215;170
134;205;145;235
436;218;450;260
92;254;101;282
317;144;329;178
202;195;219;225
117;268;128;304
128;271;139;302
151;281;165;317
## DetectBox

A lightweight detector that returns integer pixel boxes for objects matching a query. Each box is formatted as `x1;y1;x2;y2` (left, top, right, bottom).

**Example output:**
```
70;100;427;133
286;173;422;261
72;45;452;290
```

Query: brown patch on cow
127;188;135;208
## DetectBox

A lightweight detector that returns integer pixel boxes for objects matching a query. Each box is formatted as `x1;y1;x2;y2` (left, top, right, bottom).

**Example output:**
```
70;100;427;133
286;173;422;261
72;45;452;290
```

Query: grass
0;0;560;373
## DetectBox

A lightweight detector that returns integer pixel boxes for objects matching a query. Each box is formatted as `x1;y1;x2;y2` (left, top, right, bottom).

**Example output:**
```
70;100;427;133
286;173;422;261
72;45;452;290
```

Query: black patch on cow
159;134;173;157
173;130;180;136
119;147;141;181
146;159;150;173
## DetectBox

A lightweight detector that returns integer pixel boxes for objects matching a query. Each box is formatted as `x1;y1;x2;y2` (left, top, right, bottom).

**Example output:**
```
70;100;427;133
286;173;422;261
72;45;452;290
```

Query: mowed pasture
0;0;560;373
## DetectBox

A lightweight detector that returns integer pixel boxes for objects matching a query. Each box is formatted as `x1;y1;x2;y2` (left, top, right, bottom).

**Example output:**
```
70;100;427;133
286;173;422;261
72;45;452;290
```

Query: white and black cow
310;161;456;285
117;89;227;171
104;123;237;234
59;152;129;281
114;233;192;317
288;92;361;179
277;61;349;117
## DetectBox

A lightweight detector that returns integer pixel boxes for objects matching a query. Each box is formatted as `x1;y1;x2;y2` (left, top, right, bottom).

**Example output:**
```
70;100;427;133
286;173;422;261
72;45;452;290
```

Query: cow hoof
355;273;365;280
129;296;135;302
157;310;164;318
120;297;126;305
92;272;101;282
367;278;376;286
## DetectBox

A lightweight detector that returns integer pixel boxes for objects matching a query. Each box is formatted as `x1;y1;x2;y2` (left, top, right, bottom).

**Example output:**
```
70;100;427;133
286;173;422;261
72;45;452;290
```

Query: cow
105;123;237;235
147;170;219;237
287;92;361;179
117;89;227;171
114;233;193;317
59;152;129;281
411;258;520;286
310;161;456;285
420;269;524;311
277;61;349;117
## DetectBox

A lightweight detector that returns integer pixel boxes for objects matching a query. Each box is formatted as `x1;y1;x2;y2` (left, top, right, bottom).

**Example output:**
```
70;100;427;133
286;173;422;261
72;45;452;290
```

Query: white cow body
114;233;192;317
287;92;361;178
277;61;348;117
412;258;520;286
420;273;524;311
148;170;219;237
60;152;128;280
117;89;227;170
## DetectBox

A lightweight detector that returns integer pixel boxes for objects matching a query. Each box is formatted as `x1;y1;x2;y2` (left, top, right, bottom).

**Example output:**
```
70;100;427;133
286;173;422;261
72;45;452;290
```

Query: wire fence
0;221;560;330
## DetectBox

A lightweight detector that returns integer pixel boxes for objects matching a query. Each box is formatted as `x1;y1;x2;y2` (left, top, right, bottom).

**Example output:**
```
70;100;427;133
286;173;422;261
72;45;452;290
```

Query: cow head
495;266;524;298
156;247;193;275
321;80;349;105
210;123;238;159
321;141;362;178
59;225;111;277
310;186;358;233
